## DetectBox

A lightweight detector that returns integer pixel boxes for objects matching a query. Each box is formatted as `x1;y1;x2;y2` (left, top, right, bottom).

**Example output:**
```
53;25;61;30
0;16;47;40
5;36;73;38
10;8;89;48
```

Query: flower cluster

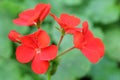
8;3;104;74
13;4;50;26
9;3;58;74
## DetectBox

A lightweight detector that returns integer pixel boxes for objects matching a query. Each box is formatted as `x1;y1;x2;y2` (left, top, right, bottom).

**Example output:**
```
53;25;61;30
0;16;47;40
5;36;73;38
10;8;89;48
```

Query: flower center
35;48;41;54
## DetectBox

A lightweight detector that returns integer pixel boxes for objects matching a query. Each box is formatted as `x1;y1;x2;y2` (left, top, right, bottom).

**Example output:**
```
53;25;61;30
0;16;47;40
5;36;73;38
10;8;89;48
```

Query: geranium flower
73;21;104;63
13;3;51;26
50;13;80;34
16;29;58;74
8;30;22;42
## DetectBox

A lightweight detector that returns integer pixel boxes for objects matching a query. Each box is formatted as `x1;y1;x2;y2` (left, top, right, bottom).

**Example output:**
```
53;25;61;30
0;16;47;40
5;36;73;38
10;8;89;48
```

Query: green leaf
0;39;12;58
63;0;83;6
0;60;22;80
52;49;91;80
23;75;33;80
22;0;38;9
90;57;120;80
91;27;104;40
0;0;23;17
85;0;119;24
104;28;120;61
0;13;29;58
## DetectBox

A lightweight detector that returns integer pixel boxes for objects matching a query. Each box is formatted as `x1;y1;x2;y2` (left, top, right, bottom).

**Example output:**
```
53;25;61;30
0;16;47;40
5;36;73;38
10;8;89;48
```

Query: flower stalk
57;47;75;58
47;72;51;80
57;29;65;48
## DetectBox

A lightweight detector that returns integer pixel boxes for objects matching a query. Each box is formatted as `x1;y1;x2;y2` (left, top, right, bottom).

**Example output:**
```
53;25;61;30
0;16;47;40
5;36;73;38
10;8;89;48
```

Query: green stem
57;47;75;58
47;72;51;80
50;59;59;75
57;34;64;48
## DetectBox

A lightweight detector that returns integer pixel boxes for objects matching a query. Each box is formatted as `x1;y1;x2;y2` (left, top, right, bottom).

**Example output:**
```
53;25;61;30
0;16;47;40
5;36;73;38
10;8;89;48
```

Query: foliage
0;0;120;80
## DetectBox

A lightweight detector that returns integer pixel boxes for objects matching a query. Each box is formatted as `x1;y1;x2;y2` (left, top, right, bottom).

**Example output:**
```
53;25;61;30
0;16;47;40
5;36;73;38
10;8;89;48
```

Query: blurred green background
0;0;120;80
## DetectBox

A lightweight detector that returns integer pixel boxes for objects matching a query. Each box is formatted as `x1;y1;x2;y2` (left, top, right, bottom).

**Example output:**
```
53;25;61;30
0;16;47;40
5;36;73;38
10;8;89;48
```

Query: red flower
13;3;51;26
50;13;80;34
16;29;58;74
8;30;22;42
73;21;104;64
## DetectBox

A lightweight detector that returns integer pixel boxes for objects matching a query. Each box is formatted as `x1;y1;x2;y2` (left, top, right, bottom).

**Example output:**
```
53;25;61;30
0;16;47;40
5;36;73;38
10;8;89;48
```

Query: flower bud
8;30;22;42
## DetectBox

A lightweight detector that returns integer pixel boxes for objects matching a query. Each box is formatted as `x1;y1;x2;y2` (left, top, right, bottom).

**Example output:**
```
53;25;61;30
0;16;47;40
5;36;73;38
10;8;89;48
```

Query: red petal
13;9;35;26
50;13;70;30
13;18;33;26
81;38;104;64
33;4;48;22
86;38;104;58
82;21;88;35
73;31;84;49
40;45;58;60
84;30;94;42
31;54;49;74
37;30;50;48
21;36;37;49
81;47;100;64
95;38;104;57
66;28;81;34
81;21;94;41
16;45;35;63
19;9;34;20
60;13;80;27
50;13;61;24
21;29;50;49
34;3;46;12
39;4;51;21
